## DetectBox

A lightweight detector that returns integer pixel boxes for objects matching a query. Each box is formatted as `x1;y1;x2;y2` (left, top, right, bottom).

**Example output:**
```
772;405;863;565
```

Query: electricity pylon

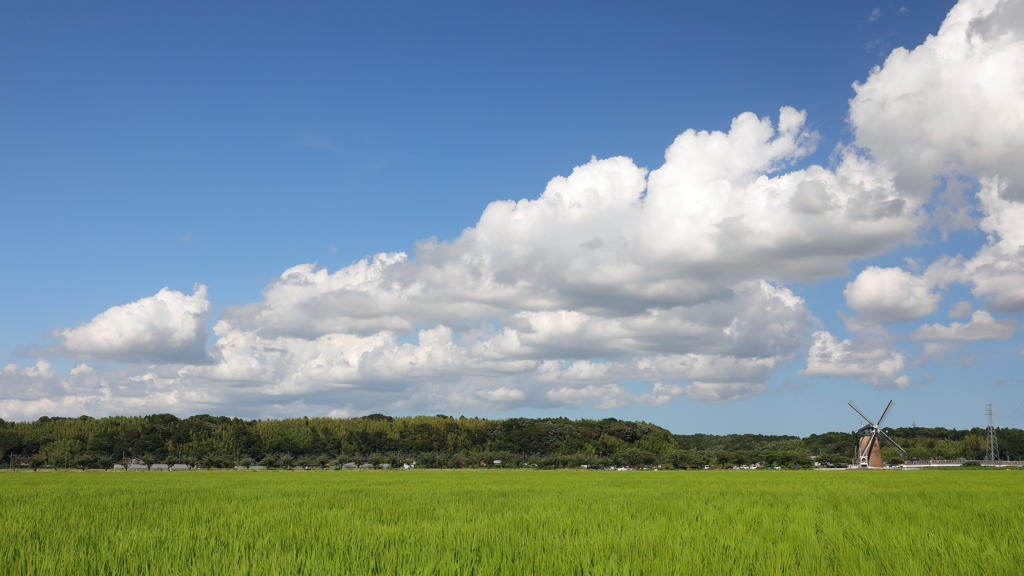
986;402;1000;462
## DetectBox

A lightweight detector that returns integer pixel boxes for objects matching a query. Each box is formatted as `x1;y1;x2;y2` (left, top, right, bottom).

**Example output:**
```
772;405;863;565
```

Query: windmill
848;400;907;468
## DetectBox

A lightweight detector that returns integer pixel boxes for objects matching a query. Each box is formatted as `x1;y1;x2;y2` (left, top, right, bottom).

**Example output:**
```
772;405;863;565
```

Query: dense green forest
1;413;1022;470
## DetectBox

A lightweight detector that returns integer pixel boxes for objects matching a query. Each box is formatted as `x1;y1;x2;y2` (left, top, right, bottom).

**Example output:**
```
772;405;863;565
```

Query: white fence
902;459;1024;468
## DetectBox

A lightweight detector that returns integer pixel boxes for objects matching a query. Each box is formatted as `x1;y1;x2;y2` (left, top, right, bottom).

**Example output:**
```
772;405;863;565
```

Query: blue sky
2;0;1022;435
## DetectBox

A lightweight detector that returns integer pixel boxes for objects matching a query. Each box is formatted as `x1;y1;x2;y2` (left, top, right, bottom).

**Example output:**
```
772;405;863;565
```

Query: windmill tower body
849;400;906;468
857;428;884;468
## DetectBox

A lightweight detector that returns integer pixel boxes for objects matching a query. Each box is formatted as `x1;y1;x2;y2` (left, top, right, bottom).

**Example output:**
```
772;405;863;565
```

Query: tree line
0;413;1020;470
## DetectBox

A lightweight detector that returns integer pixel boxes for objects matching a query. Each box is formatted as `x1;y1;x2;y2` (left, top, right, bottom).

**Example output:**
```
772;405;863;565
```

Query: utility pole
986;401;1000;462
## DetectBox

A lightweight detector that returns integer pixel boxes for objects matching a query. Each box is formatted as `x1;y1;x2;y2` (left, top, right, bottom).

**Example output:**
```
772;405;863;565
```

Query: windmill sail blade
848;401;875;426
878;430;907;458
877;400;895;428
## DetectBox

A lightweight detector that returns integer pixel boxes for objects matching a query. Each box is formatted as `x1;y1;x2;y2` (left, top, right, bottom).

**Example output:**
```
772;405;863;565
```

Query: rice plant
0;469;1021;575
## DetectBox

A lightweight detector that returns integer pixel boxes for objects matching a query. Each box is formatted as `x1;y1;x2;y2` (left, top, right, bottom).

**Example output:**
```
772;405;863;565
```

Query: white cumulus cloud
851;0;1024;313
180;106;921;412
844;266;942;323
948;301;973;318
850;0;1024;198
545;382;687;410
60;285;211;364
909;310;1016;341
801;331;907;386
928;178;1024;311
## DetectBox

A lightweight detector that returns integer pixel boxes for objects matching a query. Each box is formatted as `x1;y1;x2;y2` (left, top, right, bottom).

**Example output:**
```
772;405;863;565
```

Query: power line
1003;396;1024;426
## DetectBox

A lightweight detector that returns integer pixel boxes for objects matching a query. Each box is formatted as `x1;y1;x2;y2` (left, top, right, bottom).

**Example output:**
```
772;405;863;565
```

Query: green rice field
1;469;1022;575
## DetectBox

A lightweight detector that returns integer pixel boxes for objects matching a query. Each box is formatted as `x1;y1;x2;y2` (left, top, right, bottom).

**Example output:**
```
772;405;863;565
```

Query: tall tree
28;454;45;471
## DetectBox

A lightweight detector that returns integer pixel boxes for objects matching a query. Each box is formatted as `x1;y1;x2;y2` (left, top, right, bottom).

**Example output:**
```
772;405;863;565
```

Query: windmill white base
849;400;907;468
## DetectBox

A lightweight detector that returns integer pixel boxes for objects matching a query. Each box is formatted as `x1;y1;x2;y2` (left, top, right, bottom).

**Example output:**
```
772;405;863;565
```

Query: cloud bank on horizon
3;0;1023;421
